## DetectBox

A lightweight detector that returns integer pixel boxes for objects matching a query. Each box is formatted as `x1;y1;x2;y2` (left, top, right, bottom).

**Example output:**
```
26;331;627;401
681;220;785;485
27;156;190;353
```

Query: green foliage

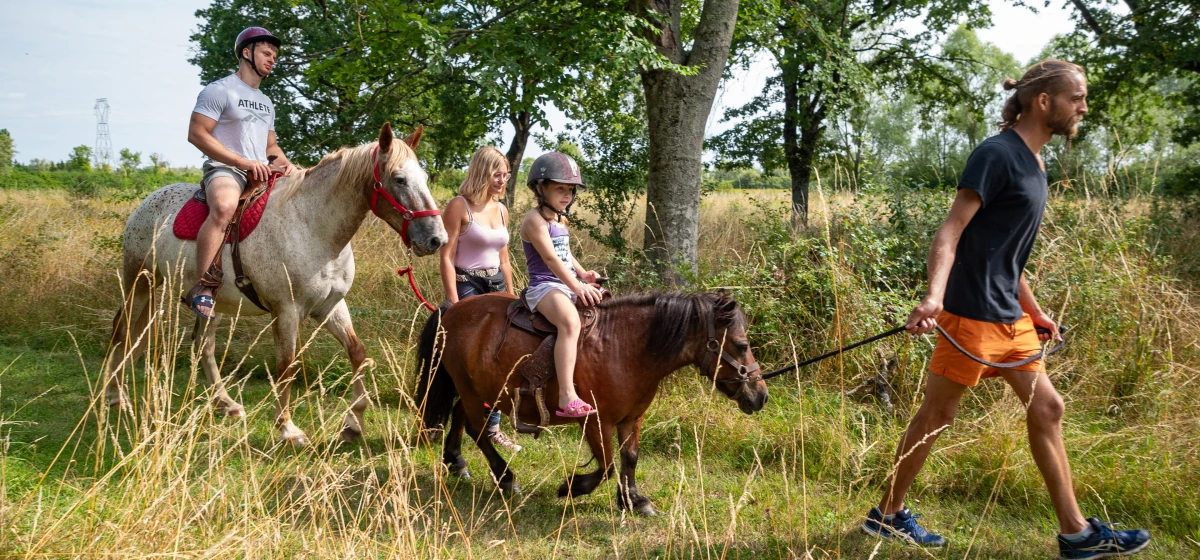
711;0;987;222
68;145;92;172
118;148;142;175
0;129;13;171
557;72;649;254
1064;0;1200;146
0;168;202;197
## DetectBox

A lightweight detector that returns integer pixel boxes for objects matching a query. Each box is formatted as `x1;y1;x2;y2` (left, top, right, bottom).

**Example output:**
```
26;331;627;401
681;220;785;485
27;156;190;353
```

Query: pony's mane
273;139;417;204
602;292;743;363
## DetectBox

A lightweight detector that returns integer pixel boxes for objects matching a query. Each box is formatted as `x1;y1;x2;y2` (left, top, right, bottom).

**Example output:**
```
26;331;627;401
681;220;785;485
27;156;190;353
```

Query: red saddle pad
173;186;273;242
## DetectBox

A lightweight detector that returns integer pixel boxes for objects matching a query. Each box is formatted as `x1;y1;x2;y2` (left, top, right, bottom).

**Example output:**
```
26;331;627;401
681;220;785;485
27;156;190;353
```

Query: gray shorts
201;160;249;192
524;282;576;311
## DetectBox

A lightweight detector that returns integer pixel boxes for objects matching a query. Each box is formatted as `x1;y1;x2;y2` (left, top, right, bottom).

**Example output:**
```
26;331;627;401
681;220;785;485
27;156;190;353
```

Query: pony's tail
416;302;457;431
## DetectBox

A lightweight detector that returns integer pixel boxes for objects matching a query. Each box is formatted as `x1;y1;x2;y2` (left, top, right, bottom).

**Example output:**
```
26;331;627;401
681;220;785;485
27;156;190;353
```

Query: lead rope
760;324;1068;381
397;248;437;312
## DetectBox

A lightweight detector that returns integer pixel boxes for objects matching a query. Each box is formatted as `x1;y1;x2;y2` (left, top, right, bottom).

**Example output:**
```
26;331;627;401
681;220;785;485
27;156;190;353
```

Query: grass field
0;182;1197;558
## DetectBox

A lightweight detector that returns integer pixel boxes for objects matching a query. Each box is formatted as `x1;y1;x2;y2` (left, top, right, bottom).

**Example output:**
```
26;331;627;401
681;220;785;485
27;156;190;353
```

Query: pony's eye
394;175;407;186
734;341;750;352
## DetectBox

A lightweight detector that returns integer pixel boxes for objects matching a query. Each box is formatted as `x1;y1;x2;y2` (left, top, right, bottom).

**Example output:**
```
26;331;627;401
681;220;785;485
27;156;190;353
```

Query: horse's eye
394;175;407;186
734;341;750;352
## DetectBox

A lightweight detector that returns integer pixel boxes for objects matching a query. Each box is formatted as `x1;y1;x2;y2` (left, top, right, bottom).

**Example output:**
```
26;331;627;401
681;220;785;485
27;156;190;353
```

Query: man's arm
187;112;269;181
266;131;296;176
906;188;983;334
1019;274;1061;341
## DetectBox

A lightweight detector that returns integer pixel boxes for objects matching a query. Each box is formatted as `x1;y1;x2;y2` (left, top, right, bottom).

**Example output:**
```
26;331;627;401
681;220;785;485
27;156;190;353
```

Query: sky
0;1;1077;168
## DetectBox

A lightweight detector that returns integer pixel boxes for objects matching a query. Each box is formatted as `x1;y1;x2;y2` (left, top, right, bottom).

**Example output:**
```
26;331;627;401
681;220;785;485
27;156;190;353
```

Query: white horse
103;123;447;446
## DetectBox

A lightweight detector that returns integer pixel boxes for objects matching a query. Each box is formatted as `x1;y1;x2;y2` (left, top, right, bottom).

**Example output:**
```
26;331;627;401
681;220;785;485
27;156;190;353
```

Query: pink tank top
452;197;510;270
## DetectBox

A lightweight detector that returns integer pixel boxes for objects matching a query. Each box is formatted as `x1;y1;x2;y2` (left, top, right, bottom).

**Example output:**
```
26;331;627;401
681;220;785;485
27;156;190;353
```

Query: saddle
503;286;606;436
187;158;288;313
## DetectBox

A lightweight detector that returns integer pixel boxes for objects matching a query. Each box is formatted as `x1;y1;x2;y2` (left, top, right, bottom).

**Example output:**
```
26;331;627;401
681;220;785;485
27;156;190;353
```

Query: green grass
1;186;1199;558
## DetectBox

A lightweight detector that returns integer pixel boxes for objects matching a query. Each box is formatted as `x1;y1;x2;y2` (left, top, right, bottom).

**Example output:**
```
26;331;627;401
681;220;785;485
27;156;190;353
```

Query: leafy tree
711;0;984;226
0;129;13;170
627;0;742;282
1065;0;1200;144
191;0;461;165
68;145;92;172
149;153;168;173
119;148;142;175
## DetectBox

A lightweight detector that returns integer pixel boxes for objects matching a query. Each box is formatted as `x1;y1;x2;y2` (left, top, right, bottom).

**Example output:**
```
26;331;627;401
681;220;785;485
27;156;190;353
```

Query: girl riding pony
520;152;605;418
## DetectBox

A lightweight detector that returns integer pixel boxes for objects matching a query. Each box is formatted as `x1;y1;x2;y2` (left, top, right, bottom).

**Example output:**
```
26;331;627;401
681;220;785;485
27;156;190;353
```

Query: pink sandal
556;399;597;418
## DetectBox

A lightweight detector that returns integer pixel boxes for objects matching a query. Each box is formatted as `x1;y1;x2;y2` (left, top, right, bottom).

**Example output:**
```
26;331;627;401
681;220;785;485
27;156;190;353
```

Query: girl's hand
578;270;599;284
573;282;603;306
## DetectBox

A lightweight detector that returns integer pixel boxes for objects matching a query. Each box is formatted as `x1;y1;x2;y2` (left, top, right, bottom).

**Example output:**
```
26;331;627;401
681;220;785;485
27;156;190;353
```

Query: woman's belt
455;267;500;283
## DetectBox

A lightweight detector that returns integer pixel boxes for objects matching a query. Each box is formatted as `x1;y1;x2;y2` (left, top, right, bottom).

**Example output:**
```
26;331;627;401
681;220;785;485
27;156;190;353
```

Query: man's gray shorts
200;160;249;192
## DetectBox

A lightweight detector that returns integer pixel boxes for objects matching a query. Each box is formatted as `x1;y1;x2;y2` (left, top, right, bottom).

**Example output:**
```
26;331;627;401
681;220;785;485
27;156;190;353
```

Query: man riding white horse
185;26;297;319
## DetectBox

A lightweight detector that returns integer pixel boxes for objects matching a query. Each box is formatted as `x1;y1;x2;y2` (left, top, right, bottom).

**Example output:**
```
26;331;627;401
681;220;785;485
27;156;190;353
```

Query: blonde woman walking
437;147;521;452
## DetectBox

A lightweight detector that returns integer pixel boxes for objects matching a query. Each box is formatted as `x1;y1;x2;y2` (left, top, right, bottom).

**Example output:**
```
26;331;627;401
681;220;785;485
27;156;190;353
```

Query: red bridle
370;144;441;248
370;144;441;312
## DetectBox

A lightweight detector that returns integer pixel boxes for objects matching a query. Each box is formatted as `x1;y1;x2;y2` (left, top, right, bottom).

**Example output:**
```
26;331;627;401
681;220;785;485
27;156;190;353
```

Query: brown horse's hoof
340;426;362;444
450;466;471;479
635;503;657;517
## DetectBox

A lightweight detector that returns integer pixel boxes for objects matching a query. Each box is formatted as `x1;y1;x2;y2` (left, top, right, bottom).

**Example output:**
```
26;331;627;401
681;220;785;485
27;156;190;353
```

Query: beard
1047;99;1080;137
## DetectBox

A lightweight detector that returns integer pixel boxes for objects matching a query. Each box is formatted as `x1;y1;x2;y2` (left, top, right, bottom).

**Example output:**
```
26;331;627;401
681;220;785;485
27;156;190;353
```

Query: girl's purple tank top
523;220;575;286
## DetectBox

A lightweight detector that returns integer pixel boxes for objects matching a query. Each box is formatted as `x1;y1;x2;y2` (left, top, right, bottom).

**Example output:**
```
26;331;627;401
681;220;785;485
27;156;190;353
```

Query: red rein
370;144;440;312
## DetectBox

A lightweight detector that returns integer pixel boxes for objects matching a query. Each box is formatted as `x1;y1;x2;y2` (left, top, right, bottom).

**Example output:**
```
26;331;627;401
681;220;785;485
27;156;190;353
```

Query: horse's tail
416;302;456;431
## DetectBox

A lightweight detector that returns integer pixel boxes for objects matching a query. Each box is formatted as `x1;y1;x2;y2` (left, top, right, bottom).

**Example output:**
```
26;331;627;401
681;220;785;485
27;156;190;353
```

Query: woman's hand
573;282;603;306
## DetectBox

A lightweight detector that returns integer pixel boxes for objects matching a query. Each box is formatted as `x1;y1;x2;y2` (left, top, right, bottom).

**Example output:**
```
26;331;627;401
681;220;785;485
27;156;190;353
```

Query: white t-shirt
192;74;276;164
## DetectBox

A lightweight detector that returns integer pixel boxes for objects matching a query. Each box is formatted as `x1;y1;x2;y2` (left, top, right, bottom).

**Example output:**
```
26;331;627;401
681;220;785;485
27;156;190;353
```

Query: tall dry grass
1;181;1198;558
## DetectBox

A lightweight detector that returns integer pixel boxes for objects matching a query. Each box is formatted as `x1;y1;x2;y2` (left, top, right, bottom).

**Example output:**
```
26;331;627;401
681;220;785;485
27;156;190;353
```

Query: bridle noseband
369;144;440;248
704;314;762;386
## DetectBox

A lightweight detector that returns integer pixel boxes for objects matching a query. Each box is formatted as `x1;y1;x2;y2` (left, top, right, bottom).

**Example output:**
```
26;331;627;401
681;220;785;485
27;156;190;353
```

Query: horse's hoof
281;434;309;448
217;404;245;418
340;426;362;444
557;480;571;498
501;482;522;495
450;467;471;480
635;503;658;517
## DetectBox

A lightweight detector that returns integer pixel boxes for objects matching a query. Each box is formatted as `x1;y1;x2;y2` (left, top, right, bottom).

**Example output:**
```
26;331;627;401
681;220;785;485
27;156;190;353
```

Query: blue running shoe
862;506;946;547
1058;517;1150;559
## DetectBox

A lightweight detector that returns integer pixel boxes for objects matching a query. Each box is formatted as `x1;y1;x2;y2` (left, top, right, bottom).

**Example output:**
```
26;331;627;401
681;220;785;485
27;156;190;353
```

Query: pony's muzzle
736;382;768;414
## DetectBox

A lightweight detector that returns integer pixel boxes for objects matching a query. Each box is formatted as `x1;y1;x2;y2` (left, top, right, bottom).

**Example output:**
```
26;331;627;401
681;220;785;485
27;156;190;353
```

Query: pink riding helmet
233;27;281;58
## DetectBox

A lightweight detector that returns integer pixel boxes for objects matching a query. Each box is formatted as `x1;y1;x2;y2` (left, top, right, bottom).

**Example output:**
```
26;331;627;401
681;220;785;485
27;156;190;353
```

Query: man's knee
915;400;958;429
1028;390;1066;426
205;179;241;222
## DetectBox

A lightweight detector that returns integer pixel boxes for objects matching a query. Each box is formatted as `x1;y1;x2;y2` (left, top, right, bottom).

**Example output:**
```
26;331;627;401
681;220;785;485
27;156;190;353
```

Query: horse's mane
274;139;417;204
598;292;743;363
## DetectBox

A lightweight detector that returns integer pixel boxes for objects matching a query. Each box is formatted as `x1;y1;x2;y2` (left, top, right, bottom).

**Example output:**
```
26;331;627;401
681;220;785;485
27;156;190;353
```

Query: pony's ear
403;124;424;149
378;122;393;153
716;287;726;296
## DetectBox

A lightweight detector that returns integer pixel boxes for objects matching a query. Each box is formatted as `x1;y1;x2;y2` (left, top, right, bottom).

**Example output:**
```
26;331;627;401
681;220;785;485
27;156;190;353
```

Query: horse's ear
403;124;424;149
716;288;726;296
378;122;393;153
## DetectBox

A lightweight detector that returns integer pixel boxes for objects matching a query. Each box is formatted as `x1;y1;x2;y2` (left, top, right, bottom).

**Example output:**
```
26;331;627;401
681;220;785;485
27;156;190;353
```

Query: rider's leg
999;367;1087;534
536;289;583;410
189;176;242;314
878;371;969;514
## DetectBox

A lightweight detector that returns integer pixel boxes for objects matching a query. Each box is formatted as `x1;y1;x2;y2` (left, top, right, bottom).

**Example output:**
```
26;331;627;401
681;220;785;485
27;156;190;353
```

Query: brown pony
416;291;768;515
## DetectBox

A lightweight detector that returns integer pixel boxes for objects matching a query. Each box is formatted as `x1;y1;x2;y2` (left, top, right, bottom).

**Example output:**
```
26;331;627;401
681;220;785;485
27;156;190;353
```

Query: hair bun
1002;78;1019;90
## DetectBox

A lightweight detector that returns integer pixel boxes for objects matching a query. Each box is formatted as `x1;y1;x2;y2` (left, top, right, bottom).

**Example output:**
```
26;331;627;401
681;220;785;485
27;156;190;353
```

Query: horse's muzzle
736;382;768;414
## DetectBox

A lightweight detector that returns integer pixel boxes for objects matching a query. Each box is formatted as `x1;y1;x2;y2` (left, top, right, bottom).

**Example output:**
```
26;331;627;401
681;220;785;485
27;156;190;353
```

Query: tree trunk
783;68;824;228
635;0;740;285
503;109;532;210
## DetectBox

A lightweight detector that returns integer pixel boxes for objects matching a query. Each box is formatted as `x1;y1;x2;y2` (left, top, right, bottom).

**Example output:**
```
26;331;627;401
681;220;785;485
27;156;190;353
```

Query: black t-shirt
943;129;1047;323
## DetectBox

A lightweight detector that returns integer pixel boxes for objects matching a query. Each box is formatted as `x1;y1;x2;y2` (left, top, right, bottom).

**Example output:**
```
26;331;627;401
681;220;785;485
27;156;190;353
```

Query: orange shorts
929;310;1044;387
